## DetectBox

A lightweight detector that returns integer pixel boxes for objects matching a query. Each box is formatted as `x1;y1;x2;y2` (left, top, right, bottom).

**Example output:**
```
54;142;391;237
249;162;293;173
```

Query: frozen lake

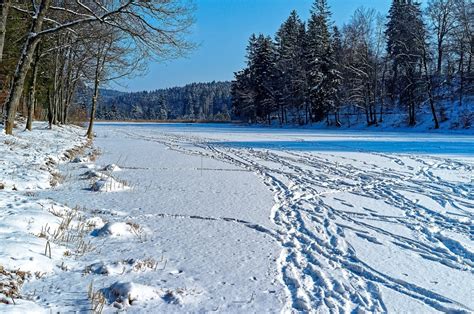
25;123;473;312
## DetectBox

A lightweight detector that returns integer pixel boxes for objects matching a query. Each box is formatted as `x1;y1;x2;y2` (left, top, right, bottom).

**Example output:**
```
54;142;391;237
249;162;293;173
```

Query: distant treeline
88;81;232;121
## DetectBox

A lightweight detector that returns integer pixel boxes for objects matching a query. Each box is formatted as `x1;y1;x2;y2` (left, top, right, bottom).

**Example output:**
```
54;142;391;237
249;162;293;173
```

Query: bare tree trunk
437;41;444;75
52;46;60;126
0;0;10;63
26;48;40;131
64;67;81;125
379;59;388;122
86;51;102;139
459;48;464;107
3;0;51;135
334;111;341;127
62;47;74;124
422;45;440;129
47;88;53;129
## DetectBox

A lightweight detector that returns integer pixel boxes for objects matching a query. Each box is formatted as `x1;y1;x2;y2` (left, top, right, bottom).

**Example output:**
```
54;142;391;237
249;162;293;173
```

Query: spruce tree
306;0;334;122
275;11;307;124
386;0;426;125
250;35;277;124
330;26;343;126
231;68;256;122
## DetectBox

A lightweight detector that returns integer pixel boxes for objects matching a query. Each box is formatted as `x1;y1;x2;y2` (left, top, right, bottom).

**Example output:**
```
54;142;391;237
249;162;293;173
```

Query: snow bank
91;222;142;237
101;281;191;308
86;258;159;276
91;176;130;192
85;216;105;229
103;164;122;172
0;193;73;273
81;170;106;180
102;281;161;306
0;122;88;190
0;122;89;309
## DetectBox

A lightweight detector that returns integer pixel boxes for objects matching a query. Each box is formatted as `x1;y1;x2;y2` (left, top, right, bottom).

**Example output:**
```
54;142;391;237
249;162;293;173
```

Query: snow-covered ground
0;123;88;311
1;122;473;313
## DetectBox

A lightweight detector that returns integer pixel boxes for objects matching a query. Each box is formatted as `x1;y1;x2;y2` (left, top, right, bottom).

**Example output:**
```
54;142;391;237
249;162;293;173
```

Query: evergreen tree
231;68;256;122
330;26;344;126
275;10;307;124
250;35;278;124
306;0;334;121
386;0;426;125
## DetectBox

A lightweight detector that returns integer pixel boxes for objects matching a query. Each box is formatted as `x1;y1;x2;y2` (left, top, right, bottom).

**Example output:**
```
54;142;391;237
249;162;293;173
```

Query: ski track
118;130;473;313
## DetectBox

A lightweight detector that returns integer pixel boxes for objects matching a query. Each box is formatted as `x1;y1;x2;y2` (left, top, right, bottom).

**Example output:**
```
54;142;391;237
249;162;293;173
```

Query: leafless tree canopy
1;0;195;134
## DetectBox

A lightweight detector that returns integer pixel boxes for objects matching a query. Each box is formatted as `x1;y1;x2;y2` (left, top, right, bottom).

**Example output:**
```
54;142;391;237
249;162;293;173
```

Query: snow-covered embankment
0;123;88;310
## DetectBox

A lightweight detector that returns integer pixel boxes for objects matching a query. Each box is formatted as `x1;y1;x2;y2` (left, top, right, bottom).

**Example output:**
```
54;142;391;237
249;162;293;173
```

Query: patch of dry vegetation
0;266;29;305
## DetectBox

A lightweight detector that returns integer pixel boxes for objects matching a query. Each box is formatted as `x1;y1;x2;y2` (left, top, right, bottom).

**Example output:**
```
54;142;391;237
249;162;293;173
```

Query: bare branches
2;0;195;135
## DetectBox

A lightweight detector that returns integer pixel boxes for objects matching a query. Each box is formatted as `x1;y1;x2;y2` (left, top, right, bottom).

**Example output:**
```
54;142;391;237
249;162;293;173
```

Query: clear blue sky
117;0;396;92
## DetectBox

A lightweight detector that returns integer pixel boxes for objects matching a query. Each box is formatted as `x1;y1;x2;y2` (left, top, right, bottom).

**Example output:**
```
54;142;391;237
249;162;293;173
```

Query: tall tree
427;0;456;75
3;0;194;135
0;0;10;62
331;26;343;126
306;0;334;121
275;10;307;124
232;68;256;122
251;35;277;124
386;0;426;126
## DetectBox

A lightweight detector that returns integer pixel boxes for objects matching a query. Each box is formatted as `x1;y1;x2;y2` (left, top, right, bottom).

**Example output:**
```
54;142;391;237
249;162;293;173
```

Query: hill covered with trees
232;0;473;129
93;81;232;121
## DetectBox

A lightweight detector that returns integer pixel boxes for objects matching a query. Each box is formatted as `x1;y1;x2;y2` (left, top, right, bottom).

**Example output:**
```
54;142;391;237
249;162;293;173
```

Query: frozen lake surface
18;123;474;312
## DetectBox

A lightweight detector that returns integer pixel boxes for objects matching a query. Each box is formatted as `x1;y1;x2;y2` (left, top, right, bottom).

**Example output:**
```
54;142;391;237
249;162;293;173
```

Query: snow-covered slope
0;123;89;310
0;123;88;190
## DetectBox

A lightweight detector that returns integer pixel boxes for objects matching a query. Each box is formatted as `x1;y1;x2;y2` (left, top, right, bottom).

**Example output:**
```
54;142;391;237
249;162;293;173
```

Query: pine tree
249;35;277;124
386;0;426;125
330;26;343;126
231;68;256;122
306;0;334;122
275;10;307;124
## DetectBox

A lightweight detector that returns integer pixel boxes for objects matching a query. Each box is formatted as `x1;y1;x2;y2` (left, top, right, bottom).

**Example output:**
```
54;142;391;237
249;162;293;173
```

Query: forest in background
1;0;472;131
87;81;232;121
232;0;473;129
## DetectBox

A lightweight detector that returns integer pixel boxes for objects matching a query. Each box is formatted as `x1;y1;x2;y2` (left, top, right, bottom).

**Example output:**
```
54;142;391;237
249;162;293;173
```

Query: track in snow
120;130;473;313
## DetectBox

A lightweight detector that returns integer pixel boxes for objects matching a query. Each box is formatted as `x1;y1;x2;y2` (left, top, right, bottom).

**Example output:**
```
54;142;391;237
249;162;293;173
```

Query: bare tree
451;0;473;106
343;7;382;126
85;26;147;139
3;0;194;135
0;0;10;62
427;0;456;75
26;46;40;131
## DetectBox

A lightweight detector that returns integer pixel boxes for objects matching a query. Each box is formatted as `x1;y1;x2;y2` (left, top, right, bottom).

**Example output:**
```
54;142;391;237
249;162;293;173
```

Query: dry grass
83;257;162;276
90;176;130;192
38;206;97;257
0;265;30;305
88;148;102;162
50;171;65;187
132;258;161;272
88;281;106;313
3;139;15;146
